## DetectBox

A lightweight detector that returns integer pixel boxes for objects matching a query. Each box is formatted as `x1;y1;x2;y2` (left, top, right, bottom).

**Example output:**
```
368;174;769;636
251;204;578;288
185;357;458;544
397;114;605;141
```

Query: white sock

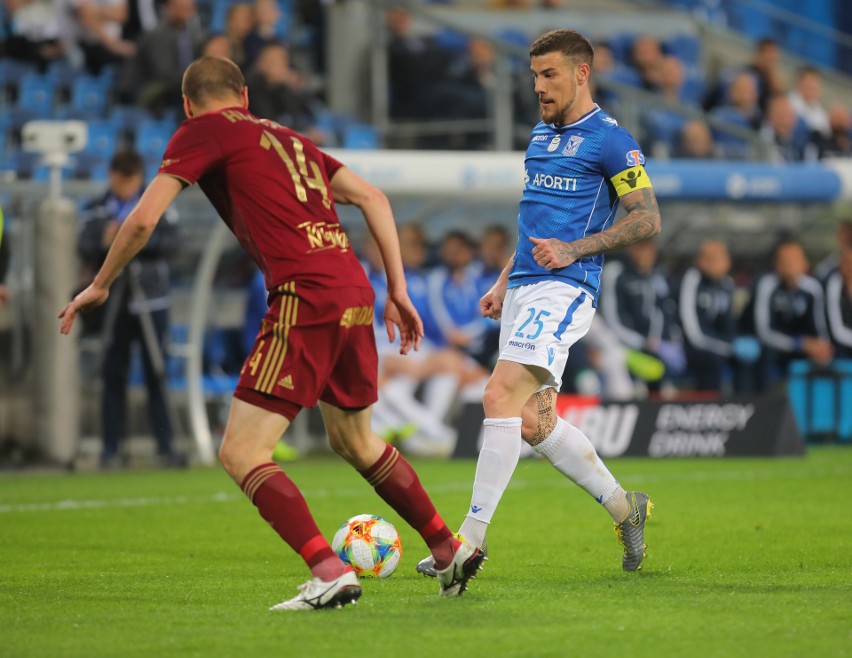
533;417;627;521
422;373;459;420
457;417;522;546
382;378;451;441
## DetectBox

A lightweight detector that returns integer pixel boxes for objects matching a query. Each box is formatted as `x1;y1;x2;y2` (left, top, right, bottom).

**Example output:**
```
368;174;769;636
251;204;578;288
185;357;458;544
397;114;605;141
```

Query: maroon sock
241;463;345;581
360;445;456;568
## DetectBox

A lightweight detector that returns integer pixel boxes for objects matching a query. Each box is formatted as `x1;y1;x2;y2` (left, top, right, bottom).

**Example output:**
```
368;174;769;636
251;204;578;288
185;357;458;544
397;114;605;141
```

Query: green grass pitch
1;447;851;657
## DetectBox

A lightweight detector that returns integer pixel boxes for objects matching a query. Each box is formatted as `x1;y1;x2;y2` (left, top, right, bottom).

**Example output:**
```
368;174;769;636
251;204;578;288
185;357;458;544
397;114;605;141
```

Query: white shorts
498;280;595;391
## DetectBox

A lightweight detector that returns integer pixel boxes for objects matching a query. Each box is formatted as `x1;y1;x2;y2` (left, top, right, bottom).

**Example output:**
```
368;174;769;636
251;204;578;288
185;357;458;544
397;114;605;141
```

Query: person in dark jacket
677;240;736;391
741;238;833;391
77;149;182;468
601;238;685;386
825;247;852;359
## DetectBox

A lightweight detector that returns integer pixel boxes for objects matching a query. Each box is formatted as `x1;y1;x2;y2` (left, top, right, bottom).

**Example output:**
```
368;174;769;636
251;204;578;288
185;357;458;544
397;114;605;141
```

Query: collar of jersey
548;104;601;131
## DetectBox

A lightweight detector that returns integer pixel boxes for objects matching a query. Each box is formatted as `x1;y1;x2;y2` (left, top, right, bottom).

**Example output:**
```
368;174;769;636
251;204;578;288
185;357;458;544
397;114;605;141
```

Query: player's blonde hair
529;29;594;67
182;56;245;106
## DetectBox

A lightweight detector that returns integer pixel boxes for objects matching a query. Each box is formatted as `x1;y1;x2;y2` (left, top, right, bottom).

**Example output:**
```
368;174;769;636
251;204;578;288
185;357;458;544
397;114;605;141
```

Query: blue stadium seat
135;120;174;159
84;120;119;158
69;75;111;117
109;105;155;133
14;74;55;119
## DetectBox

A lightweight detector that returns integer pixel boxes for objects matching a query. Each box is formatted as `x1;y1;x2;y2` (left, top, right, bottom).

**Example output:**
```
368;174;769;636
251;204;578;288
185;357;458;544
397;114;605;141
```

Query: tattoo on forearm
563;187;661;260
528;389;557;446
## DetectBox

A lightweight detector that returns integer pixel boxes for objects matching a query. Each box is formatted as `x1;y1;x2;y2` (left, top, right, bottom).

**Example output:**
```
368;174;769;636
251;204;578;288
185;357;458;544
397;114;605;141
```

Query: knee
218;440;240;479
482;379;512;417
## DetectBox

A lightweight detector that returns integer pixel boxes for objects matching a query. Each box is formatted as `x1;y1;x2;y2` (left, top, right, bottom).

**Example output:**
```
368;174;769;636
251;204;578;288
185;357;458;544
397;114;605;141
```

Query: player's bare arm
58;174;183;334
480;251;516;319
530;186;661;270
329;166;424;353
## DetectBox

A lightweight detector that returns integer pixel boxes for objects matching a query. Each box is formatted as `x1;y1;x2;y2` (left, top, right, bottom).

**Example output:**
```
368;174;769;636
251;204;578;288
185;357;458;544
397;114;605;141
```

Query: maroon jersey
159;107;370;291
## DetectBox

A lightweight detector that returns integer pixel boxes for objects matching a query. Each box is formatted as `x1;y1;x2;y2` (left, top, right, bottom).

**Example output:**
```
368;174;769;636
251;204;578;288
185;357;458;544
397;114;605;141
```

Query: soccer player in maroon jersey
59;56;484;610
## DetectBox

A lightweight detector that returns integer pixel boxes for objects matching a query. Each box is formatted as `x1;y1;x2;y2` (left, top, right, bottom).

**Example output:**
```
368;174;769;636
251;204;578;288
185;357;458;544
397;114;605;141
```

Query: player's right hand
384;294;424;355
480;282;507;319
58;284;109;335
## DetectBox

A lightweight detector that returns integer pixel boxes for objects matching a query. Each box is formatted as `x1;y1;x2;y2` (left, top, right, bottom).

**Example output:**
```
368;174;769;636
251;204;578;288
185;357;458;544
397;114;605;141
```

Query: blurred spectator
760;94;819;163
76;149;182;468
0;229;10;307
224;3;253;69
57;0;135;74
743;238;833;391
677;240;736;391
746;37;786;112
3;0;65;67
709;71;762;158
818;103;852;158
641;56;691;157
121;0;158;42
200;33;232;59
386;7;452;121
788;66;830;139
600;239;685;388
385;5;490;142
629;34;665;90
675;119;717;159
428;231;490;356
244;0;281;67
362;232;464;458
825;247;852;359
245;42;325;142
473;225;511;368
815;219;852;281
120;0;205;115
704;37;784;113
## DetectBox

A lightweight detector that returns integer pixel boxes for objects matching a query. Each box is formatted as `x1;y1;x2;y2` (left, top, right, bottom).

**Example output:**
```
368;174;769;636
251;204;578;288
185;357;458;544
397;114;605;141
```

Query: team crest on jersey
626;149;645;166
562;135;585;157
547;136;562;152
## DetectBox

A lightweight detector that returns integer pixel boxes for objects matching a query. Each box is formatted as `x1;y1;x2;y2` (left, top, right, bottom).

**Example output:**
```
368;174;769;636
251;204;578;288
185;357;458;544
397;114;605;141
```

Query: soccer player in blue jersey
418;29;660;575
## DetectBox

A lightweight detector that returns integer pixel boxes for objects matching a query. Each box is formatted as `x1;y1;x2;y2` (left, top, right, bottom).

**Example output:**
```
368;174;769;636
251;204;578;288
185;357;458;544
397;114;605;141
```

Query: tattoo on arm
554;187;661;262
528;388;557;446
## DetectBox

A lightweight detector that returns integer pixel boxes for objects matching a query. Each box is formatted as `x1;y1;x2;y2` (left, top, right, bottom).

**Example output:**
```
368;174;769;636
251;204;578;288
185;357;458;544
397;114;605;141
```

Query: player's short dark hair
182;56;245;106
755;37;778;51
529;29;594;66
109;148;144;177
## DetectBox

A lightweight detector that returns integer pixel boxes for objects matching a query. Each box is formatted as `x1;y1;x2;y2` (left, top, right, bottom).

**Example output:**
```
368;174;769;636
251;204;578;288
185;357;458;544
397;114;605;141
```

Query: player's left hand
58;283;109;335
529;236;577;270
384;294;424;355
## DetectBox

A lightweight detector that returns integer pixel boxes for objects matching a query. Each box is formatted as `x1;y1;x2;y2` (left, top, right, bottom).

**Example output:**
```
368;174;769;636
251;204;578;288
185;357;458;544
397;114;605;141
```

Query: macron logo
470;505;482;514
547;347;555;366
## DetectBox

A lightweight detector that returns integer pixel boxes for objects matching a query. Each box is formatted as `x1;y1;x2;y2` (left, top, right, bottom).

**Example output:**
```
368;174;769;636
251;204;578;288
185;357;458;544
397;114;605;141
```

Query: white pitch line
0;464;846;514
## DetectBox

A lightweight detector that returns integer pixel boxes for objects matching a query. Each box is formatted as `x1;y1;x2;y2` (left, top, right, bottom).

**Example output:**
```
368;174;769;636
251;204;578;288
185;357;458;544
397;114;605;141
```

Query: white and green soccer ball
331;514;402;578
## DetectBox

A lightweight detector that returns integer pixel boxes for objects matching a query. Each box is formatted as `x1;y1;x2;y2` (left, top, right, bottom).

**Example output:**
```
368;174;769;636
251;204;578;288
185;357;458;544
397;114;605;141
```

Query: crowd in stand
2;2;851;167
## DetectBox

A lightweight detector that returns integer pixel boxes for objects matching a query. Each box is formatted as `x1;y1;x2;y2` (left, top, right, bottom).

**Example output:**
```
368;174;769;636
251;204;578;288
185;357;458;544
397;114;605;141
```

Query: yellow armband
611;165;653;196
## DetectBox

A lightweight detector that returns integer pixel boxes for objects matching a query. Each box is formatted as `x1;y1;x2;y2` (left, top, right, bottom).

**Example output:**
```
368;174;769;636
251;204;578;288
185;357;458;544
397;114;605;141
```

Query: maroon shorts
235;282;379;420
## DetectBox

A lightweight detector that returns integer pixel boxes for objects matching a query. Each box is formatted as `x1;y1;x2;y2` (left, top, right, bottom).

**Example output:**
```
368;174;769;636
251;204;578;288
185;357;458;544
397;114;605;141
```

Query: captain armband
611;165;653;196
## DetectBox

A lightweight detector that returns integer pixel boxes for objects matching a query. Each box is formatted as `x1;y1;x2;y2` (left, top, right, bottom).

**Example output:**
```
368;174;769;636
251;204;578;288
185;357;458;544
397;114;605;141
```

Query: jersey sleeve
601;127;653;197
321;150;344;179
159;120;224;186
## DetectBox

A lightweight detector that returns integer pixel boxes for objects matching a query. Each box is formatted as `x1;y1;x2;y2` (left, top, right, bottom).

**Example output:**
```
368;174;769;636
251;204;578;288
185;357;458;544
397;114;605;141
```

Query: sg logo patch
626;149;645;167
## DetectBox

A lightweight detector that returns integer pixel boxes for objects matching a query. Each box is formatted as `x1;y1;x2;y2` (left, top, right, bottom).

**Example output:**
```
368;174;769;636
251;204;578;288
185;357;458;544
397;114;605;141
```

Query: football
331;514;402;578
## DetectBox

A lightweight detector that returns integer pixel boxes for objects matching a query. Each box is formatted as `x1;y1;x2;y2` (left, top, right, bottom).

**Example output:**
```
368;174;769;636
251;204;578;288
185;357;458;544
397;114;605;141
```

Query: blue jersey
510;105;653;300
